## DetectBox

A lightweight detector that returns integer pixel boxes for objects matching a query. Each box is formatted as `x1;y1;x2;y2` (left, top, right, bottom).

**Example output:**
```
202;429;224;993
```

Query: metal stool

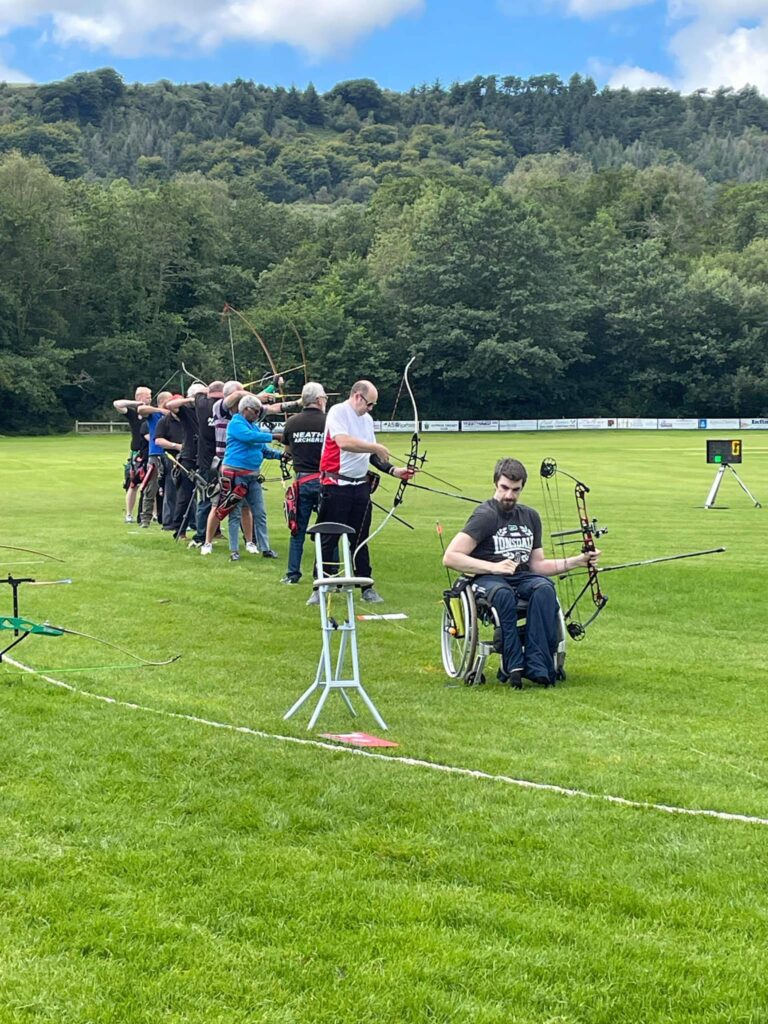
283;522;388;731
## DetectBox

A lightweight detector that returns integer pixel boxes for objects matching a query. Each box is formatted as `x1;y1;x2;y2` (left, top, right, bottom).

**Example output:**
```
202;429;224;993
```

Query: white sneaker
200;542;213;556
124;514;134;523
245;541;259;554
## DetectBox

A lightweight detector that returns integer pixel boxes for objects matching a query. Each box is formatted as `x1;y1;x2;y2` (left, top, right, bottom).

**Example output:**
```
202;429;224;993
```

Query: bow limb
353;357;420;562
181;363;209;388
223;304;280;381
0;544;65;564
43;624;180;666
287;320;309;384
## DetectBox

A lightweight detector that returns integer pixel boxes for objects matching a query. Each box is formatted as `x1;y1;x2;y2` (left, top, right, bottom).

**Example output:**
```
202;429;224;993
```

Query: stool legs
283;530;387;730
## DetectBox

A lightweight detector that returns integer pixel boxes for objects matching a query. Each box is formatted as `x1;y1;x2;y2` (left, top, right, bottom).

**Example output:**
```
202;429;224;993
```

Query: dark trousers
193;463;216;543
172;467;196;536
160;459;177;528
317;482;372;579
472;574;559;684
287;476;321;580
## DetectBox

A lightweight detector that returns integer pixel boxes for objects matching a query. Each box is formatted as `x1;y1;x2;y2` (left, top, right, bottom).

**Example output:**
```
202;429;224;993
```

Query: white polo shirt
320;400;375;484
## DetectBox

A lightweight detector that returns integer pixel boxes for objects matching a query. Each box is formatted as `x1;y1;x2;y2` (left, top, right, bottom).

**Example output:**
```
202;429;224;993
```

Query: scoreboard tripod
704;439;762;509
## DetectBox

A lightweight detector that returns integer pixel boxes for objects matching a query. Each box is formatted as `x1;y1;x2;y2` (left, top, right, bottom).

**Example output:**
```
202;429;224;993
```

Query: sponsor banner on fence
617;418;658;429
422;420;460;432
461;420;500;432
538;418;578;431
577;418;617;429
699;418;741;429
658;418;700;430
740;418;768;429
379;420;416;432
498;419;539;431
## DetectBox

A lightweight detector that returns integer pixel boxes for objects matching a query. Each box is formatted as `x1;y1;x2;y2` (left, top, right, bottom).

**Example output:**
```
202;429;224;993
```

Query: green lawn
1;430;767;1023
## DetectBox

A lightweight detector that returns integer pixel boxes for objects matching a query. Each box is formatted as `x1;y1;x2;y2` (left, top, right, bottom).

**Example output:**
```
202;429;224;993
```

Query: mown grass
1;430;767;1023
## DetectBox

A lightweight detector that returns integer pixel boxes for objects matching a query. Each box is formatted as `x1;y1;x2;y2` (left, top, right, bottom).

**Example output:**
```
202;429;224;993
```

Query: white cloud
671;18;768;92
573;0;768;92
566;0;654;14
606;64;675;89
0;59;32;83
0;0;423;59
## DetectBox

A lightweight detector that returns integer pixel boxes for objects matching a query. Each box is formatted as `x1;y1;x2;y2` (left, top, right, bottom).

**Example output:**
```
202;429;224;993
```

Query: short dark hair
493;458;527;487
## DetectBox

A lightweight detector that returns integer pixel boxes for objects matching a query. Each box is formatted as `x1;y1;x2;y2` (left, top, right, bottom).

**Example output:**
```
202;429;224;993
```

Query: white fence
377;417;768;432
75;421;131;433
76;416;768;435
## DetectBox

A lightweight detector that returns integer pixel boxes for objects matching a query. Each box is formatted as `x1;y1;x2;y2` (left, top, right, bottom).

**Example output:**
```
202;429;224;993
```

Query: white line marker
5;655;768;827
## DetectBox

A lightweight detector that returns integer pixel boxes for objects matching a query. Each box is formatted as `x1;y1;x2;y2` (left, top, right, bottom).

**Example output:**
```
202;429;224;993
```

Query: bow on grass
0;544;65;565
540;457;608;640
0;614;180;667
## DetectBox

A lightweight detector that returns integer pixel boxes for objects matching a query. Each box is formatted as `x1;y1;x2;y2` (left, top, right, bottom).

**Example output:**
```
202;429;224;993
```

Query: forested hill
1;70;768;433
2;69;768;191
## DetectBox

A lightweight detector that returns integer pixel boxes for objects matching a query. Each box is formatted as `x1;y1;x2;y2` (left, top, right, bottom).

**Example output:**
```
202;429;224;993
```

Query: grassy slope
0;431;767;1023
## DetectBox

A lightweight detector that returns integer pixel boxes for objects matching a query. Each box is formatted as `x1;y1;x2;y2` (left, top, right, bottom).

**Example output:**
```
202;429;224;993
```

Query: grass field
1;430;767;1023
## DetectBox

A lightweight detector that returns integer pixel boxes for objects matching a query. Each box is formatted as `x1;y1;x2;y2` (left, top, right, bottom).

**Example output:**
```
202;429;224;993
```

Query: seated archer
442;457;599;688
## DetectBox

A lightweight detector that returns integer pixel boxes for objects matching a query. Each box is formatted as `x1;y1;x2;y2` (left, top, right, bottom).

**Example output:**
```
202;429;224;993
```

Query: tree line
0;69;767;432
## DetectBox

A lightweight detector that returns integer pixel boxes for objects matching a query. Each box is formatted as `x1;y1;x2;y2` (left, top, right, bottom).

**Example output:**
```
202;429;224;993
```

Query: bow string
540;457;608;640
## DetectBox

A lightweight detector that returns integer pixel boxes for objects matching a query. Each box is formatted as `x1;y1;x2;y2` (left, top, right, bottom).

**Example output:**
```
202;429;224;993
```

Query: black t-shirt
175;405;198;463
282;407;326;475
461;500;543;579
124;407;146;453
194;392;220;469
154;413;185;449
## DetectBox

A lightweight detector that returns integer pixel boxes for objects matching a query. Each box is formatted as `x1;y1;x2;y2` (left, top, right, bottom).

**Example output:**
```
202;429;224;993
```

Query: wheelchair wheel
441;585;478;679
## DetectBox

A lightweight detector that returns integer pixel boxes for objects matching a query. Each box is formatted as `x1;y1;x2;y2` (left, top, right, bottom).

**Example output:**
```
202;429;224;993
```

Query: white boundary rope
5;654;768;828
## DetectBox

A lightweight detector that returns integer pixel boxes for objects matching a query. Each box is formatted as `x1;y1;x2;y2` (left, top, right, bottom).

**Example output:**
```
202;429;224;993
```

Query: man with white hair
205;394;282;562
200;380;300;556
279;381;328;585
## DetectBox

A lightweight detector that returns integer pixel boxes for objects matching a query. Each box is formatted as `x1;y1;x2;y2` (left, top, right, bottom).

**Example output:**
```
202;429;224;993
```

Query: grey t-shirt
461;500;543;578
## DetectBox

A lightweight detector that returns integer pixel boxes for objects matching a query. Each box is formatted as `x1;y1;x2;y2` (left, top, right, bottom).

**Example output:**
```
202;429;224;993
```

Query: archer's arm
334;431;391;463
528;547;600;576
443;531;520;577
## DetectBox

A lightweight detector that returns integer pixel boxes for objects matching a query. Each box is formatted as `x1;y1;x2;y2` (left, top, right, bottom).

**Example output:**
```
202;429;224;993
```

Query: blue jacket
224;414;281;472
146;411;165;456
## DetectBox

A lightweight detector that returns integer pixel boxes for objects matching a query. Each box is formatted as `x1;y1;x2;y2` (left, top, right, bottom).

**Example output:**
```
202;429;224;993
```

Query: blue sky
1;0;766;94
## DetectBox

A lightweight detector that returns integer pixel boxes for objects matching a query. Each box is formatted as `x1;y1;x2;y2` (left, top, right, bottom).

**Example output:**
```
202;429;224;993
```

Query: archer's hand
392;467;416;480
578;548;601;568
493;558;520;575
372;442;391;462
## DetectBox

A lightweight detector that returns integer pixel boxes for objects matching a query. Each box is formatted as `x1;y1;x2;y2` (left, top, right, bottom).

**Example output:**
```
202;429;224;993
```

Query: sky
0;0;766;95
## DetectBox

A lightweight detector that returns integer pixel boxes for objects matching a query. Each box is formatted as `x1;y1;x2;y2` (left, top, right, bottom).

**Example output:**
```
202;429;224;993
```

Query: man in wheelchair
442;457;600;688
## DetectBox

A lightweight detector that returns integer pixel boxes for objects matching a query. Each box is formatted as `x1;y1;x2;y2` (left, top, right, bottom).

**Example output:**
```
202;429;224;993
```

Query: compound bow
540;457;608;639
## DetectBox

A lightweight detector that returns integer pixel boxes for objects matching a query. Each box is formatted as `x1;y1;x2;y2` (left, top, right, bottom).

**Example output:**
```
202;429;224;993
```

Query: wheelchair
440;576;567;687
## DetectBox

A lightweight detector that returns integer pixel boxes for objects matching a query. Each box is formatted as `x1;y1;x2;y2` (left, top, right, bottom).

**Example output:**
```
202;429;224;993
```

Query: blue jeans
228;474;269;553
286;476;321;580
472;574;559;684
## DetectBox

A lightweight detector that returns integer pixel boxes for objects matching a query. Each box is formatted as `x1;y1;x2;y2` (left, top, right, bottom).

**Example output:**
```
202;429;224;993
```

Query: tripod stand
704;463;762;509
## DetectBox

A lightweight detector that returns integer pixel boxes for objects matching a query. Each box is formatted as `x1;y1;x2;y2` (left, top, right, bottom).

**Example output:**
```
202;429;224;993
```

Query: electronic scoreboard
706;439;742;465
